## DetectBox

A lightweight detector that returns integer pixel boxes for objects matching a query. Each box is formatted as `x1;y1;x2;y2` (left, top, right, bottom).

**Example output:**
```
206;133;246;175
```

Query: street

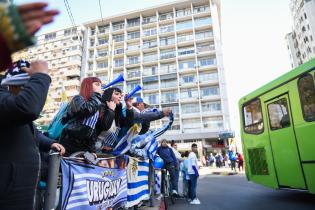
166;173;315;210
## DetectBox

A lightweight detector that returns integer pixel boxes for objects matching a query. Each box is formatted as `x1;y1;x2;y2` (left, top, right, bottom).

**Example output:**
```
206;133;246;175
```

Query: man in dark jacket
157;139;179;195
132;97;171;134
0;60;52;209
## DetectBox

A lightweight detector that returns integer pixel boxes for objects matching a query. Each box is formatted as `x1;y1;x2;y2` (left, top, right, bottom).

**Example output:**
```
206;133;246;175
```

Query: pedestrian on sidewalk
237;152;244;172
209;153;215;167
170;140;183;195
180;151;189;197
188;143;201;205
157;140;179;196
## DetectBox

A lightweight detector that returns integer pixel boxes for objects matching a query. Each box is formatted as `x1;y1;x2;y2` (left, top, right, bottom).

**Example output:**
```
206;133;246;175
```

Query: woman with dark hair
60;77;103;156
95;87;134;153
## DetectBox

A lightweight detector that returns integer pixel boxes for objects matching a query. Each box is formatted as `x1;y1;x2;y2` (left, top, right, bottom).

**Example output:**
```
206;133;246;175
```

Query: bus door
265;94;306;189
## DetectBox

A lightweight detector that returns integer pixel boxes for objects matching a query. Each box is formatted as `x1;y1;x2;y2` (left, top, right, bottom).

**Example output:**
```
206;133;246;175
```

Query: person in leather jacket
60;77;103;156
95;87;134;152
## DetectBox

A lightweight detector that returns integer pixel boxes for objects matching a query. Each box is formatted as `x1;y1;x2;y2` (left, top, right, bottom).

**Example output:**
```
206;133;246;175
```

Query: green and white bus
239;59;315;194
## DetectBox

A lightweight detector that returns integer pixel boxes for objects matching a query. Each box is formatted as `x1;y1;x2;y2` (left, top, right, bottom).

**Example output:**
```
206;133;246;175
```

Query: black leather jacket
60;92;102;156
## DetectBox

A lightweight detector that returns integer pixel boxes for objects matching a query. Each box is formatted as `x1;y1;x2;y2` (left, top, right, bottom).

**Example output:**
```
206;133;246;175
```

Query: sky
15;0;293;136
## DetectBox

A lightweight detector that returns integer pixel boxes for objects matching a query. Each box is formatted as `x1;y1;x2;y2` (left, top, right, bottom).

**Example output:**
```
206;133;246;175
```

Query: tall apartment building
13;26;85;125
286;0;315;68
82;0;230;154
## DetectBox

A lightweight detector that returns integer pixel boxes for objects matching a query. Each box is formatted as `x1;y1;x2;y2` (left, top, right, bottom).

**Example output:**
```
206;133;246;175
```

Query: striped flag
82;111;99;129
155;172;161;195
61;159;127;210
126;158;150;208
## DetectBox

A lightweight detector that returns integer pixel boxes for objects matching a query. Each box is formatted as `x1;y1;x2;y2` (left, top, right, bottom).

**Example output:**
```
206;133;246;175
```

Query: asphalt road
167;174;315;210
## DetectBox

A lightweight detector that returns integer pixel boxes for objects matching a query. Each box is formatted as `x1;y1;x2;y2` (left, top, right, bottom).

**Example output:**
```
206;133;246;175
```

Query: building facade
286;0;315;68
12;26;85;125
82;0;230;155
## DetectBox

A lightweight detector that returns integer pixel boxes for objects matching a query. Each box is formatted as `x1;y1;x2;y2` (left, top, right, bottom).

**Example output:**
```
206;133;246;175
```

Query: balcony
64;79;80;87
160;52;176;60
65;69;80;77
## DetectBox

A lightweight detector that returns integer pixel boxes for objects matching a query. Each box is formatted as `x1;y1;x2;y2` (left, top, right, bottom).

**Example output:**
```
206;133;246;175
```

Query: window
179;60;195;70
114;48;124;55
127;17;140;27
198;57;216;67
127;43;139;51
202;101;221;112
176;20;193;30
160;36;175;46
143;53;158;63
194;17;212;27
127;68;140;79
177;33;194;43
181;75;196;84
243;99;264;134
112;21;124;31
195;30;213;39
176;8;191;17
143;40;157;49
161;79;177;88
143;15;157;24
143;28;157;37
127;31;140;40
143;81;158;90
90;39;95;46
197;42;215;52
159;12;173;21
199;72;218;82
143;66;158;76
90;28;95;35
178;46;195;56
181;88;198;99
200;86;220;96
128;56;139;65
89;50;94;58
113;34;124;42
97;61;108;69
64;28;77;36
298;74;315;121
182;119;201;129
160;63;176;74
98;38;107;45
193;5;210;14
127;81;139;90
267;98;291;130
182;103;200;114
160;49;176;60
114;58;124;67
144;93;159;104
88;62;93;70
98;25;109;33
159;25;174;33
203;116;223;129
161;91;177;103
98;49;107;57
45;33;56;41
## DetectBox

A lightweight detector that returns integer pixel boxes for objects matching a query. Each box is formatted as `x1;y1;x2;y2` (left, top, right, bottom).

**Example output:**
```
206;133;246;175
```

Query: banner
61;159;127;210
126;158;150;208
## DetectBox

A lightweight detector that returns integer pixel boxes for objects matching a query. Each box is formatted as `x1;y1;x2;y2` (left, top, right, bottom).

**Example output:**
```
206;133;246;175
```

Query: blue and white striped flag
82;111;99;129
61;159;127;210
126;158;150;208
155;172;161;195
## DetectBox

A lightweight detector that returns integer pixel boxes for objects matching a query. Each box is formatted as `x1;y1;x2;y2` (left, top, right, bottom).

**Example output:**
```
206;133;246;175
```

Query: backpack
47;102;69;140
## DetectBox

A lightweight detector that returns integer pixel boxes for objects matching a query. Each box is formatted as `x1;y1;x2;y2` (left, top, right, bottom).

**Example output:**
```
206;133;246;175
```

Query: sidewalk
199;166;245;176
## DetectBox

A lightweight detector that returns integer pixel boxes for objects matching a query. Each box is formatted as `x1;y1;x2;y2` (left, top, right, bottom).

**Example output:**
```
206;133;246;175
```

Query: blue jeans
165;164;178;192
174;168;179;192
189;174;198;200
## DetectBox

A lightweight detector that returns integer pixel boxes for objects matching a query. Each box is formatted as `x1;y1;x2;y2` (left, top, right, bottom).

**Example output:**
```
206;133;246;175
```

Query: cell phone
83;152;99;165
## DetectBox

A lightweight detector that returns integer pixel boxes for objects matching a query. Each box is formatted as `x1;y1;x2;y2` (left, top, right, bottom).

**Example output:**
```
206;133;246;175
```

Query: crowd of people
205;151;244;172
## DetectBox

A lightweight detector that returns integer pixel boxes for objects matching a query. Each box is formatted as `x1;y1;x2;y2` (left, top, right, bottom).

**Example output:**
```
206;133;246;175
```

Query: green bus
239;58;315;194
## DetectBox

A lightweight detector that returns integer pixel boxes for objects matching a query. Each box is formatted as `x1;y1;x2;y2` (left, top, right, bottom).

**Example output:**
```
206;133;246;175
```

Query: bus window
298;74;315;121
267;98;290;130
243;99;264;134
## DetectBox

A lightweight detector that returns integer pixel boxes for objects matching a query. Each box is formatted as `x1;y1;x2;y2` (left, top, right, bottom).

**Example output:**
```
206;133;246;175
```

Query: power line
64;0;76;27
98;0;104;23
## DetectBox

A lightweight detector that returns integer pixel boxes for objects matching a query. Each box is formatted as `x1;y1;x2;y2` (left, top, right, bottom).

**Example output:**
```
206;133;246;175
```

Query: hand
22;60;49;75
162;108;172;116
18;3;59;35
51;143;65;156
106;101;116;111
125;96;133;110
